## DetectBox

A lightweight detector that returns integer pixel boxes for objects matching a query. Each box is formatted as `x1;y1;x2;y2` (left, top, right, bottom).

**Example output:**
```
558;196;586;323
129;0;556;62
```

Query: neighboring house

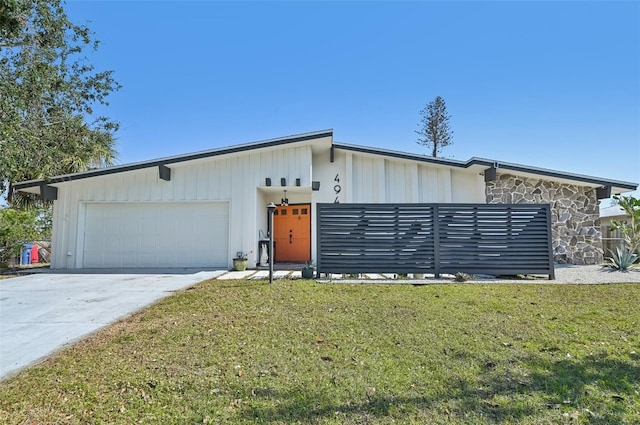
13;130;638;269
599;203;629;255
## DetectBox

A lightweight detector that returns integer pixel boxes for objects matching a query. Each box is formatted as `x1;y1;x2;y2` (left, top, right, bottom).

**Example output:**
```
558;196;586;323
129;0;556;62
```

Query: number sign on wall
334;174;341;203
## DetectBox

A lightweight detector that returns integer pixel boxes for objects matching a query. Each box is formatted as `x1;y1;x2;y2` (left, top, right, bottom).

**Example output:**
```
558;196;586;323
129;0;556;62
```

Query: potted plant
301;260;315;279
232;251;250;271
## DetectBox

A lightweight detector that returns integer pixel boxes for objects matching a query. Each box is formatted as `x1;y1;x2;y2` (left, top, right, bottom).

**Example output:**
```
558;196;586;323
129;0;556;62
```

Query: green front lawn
1;280;639;424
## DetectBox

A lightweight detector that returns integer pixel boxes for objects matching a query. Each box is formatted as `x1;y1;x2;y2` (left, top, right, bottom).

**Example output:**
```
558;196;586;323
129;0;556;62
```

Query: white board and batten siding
332;151;485;204
48;138;485;269
50;144;314;269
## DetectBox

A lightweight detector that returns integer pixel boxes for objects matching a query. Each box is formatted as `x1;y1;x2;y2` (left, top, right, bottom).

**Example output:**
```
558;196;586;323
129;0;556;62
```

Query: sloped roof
13;130;333;191
600;204;628;219
333;142;637;195
13;129;638;197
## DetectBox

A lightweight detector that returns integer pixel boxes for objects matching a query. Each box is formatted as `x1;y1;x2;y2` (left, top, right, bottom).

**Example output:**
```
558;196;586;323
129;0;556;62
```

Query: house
13;130;638;270
599;203;630;255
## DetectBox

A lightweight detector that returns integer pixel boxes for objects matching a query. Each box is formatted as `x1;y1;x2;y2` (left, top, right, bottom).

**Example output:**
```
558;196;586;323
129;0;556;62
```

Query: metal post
267;202;276;284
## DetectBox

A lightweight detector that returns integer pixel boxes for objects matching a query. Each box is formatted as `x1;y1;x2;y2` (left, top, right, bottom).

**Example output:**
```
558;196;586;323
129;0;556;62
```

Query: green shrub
0;207;39;266
611;195;640;254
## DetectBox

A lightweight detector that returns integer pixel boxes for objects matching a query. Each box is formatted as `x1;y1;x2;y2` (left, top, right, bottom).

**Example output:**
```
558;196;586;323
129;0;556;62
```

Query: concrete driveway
0;270;223;382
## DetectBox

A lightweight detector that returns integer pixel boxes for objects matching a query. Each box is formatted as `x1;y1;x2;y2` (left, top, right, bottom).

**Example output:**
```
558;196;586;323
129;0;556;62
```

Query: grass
1;280;639;424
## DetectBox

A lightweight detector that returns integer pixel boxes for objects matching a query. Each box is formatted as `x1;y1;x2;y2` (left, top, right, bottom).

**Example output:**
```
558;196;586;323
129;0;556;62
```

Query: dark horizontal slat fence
316;203;554;279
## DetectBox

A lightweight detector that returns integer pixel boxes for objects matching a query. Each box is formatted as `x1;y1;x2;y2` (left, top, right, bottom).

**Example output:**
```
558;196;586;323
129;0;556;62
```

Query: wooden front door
273;204;311;262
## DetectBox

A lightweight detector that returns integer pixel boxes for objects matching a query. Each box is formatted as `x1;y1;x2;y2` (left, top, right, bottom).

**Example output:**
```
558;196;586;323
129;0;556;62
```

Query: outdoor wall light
265;178;271;186
281;190;289;206
281;178;286;186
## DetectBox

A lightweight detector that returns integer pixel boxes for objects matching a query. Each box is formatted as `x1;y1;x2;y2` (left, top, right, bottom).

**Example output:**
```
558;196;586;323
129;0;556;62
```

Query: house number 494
334;174;341;203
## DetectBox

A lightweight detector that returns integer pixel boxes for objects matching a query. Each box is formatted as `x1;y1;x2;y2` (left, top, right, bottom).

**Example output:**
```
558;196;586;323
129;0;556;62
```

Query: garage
82;202;229;268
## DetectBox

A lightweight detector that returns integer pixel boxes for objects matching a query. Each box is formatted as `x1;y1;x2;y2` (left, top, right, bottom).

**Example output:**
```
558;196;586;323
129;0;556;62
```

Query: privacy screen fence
316;203;555;279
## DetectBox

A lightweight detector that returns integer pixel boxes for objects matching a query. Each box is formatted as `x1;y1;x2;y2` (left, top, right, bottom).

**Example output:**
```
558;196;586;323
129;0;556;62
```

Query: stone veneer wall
485;174;602;265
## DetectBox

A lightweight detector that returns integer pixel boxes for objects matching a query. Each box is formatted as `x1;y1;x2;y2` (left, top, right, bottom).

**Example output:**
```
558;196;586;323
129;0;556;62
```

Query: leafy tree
0;1;25;44
35;202;53;240
416;96;453;157
0;207;39;266
610;195;640;256
0;0;120;203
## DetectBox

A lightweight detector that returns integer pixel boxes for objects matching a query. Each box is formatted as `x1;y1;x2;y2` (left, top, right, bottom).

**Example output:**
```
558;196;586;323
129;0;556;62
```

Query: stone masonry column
485;174;603;265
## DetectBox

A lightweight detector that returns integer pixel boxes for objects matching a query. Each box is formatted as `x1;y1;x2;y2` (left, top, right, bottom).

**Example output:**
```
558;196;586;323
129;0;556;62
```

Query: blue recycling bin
21;243;33;265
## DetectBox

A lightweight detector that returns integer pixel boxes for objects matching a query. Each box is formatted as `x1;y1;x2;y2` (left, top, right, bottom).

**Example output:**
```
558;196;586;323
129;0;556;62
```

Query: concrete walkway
217;269;299;280
0;271;223;382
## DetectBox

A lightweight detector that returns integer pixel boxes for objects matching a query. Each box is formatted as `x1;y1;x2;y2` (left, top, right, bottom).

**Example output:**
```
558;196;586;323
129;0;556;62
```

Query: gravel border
316;265;640;284
532;264;640;284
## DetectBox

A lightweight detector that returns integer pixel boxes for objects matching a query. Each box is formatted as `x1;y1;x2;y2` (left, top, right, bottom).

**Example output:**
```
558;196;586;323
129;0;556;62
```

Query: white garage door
83;202;229;268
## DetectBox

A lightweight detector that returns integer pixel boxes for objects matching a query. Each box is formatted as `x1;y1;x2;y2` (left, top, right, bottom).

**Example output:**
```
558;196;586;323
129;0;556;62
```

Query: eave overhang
13;131;637;200
332;142;638;196
13;129;333;192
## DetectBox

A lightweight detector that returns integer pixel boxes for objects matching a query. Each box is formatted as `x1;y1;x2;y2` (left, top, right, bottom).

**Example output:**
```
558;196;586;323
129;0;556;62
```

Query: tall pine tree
416;96;453;157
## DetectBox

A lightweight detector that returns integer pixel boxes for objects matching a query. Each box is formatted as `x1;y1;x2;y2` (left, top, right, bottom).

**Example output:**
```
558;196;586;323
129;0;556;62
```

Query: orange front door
273;204;311;262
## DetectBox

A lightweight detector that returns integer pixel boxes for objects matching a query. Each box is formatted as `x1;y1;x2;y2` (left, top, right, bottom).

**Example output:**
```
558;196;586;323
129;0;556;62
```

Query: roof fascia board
14;130;333;190
478;160;637;191
333;143;637;192
332;142;473;168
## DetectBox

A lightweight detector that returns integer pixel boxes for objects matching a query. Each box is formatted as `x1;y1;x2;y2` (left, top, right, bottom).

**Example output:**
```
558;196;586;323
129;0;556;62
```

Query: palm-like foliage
0;0;120;203
610;195;640;255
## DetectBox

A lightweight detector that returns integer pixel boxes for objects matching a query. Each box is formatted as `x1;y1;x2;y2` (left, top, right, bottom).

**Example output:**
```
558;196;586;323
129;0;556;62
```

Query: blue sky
67;1;639;196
